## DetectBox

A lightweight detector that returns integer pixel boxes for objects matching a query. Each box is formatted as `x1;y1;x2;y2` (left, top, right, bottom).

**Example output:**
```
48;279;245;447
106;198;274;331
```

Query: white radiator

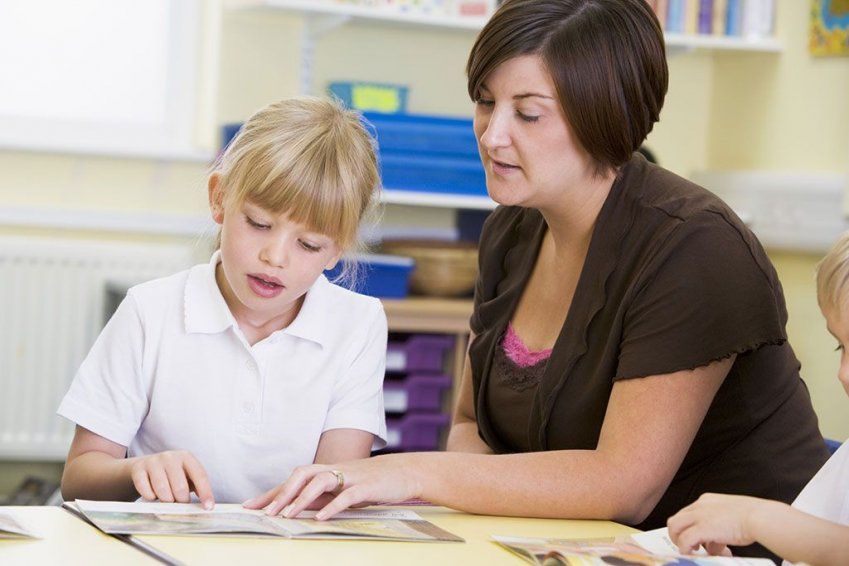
0;237;200;460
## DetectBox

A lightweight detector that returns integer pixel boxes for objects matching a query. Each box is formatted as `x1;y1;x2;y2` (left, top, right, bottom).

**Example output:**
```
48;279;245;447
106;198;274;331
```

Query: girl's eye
300;240;321;253
246;216;270;230
475;98;494;107
517;111;540;123
836;344;844;352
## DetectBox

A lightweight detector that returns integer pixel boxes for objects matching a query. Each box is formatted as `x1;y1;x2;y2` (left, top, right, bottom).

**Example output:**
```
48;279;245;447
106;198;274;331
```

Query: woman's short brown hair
467;0;668;176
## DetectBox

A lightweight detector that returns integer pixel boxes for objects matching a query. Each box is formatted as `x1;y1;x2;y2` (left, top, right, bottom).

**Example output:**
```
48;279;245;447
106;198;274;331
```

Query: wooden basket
380;240;478;297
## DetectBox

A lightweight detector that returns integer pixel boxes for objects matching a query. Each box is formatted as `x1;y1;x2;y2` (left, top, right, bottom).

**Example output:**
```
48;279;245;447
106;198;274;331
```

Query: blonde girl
59;97;387;508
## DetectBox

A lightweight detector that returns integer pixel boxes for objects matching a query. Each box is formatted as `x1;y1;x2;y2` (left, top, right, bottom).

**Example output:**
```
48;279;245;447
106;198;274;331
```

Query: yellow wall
709;0;849;172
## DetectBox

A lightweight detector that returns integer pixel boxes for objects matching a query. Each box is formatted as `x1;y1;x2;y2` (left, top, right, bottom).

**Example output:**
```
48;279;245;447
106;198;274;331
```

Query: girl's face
210;178;341;328
822;306;849;397
472;54;597;209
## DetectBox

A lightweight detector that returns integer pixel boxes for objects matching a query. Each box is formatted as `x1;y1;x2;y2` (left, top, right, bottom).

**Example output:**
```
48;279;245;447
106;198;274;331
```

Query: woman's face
473;54;597;209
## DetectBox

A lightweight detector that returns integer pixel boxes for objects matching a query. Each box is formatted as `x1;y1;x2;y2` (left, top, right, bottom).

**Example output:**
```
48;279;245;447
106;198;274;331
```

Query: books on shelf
66;500;464;543
0;512;38;539
646;0;774;39
493;528;774;565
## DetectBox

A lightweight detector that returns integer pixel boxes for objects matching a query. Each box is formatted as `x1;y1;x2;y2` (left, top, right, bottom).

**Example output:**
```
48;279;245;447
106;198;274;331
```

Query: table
134;506;636;565
0;506;156;565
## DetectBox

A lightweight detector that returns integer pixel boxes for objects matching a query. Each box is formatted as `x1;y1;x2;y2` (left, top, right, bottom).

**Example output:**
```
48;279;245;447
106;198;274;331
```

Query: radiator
0;237;200;460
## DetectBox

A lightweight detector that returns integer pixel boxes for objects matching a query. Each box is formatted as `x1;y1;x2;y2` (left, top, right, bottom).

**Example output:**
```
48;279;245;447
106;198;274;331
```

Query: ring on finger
328;469;345;493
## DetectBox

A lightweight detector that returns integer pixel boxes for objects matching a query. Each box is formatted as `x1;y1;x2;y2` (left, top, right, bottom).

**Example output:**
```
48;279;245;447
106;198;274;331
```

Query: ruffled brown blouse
469;153;829;555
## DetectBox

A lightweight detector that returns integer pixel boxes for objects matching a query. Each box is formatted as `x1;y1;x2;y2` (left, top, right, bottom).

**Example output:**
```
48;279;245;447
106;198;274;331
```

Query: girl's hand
667;493;775;555
242;454;422;520
130;450;215;509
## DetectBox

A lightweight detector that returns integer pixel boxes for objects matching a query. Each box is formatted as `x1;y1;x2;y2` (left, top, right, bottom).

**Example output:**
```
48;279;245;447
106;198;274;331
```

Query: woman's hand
242;454;422;520
667;493;776;555
129;450;215;509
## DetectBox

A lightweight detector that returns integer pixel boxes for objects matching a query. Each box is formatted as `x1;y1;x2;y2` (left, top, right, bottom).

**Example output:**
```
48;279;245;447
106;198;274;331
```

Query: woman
244;0;828;558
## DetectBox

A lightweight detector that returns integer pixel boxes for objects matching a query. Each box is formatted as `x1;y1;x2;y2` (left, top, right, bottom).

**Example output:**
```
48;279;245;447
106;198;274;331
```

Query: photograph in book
492;534;776;565
69;500;463;542
0;512;38;539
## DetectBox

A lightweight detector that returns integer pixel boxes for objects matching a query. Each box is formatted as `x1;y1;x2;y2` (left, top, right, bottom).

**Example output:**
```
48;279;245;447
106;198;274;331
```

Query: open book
0;512;38;539
67;500;463;542
493;528;775;565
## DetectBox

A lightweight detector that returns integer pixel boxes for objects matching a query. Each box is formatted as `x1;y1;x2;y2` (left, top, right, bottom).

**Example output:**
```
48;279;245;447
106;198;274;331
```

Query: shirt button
242;402;254;414
244;360;253;370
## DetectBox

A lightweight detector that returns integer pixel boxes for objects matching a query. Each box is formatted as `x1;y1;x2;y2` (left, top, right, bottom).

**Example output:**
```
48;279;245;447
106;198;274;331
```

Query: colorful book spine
726;0;742;36
654;0;669;31
742;0;774;38
698;0;713;34
712;0;727;35
667;0;685;33
685;0;699;34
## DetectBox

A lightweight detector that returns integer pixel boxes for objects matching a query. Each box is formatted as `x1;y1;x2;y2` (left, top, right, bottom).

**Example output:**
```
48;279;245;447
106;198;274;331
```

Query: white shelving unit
664;32;781;53
382;189;495;210
227;0;783;210
229;0;488;31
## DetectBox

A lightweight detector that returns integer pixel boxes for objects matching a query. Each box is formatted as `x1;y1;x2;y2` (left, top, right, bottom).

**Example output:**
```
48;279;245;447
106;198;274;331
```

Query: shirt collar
184;250;238;335
184;250;332;348
282;274;331;348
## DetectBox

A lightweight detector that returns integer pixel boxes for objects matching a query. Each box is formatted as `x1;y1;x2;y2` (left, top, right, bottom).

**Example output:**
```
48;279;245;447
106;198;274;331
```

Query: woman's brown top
469;153;829;546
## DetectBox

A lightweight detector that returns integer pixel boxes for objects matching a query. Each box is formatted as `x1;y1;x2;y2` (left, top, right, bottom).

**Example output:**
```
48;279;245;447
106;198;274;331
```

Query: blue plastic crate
362;112;479;158
362;112;486;197
221;123;242;151
325;254;414;299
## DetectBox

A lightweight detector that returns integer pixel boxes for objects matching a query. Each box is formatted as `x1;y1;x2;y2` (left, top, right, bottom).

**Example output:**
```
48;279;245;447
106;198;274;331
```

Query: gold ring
328;469;345;493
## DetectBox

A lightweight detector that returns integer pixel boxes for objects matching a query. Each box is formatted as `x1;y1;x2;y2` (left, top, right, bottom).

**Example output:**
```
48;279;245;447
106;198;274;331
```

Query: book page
492;535;775;565
73;500;462;542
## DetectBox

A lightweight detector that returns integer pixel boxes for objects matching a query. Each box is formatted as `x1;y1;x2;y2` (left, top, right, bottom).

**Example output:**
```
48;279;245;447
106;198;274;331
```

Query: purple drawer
384;375;451;413
385;413;450;451
386;335;454;373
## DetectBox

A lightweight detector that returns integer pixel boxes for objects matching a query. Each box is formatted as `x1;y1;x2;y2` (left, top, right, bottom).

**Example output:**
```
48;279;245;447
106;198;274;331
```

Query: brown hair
467;0;668;176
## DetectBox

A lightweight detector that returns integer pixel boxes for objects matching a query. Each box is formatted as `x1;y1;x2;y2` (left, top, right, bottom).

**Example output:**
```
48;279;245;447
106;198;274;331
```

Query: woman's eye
475;98;494;107
836;344;844;352
300;240;321;252
246;216;270;230
517;111;540;123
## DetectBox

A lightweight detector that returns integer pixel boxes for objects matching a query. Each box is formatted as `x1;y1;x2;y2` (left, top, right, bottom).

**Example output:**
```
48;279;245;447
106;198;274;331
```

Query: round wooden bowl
380;240;478;297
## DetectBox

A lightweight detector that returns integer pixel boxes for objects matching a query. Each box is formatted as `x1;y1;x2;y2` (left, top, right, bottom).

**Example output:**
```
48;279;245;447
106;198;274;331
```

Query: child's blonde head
816;231;849;315
212;96;380;253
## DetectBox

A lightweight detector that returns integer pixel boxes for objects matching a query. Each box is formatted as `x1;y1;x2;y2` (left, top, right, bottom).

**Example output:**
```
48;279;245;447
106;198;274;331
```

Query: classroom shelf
381;189;496;210
229;1;783;53
228;0;488;31
664;33;782;53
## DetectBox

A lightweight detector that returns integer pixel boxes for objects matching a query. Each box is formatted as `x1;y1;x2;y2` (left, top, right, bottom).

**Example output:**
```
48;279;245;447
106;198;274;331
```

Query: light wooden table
134;506;636;565
0;506;156;565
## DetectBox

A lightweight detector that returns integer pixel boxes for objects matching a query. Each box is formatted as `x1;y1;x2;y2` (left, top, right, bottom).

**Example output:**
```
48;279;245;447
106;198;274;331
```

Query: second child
668;231;849;565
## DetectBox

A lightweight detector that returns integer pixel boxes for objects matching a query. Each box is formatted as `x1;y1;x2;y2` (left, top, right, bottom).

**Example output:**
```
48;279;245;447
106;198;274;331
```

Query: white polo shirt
791;439;849;523
58;251;387;503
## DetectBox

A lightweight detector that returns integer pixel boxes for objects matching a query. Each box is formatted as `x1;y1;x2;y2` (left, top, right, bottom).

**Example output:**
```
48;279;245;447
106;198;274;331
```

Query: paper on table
71;500;464;542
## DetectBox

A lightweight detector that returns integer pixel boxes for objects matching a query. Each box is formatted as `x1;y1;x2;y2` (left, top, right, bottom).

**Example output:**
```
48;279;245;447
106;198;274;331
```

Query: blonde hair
816;231;849;314
212;96;380;256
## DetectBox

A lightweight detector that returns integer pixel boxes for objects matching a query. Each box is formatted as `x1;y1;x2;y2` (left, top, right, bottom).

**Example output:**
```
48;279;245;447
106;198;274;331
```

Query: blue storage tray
325;254;414;299
380;153;486;196
363;112;480;159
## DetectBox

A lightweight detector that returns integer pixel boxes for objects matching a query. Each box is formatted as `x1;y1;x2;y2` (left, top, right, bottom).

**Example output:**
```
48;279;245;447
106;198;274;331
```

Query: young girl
667;232;849;565
58;97;387;508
